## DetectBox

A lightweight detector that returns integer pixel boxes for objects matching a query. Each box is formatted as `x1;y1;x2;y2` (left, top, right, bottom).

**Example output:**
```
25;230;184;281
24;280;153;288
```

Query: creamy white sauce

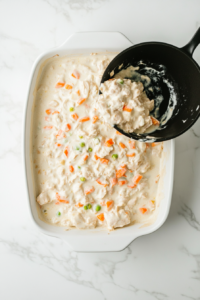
31;53;163;231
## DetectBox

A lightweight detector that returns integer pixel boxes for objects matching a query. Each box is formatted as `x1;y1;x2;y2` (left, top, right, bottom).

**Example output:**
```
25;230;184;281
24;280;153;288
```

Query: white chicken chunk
52;113;62;127
37;189;54;205
67;211;97;229
50;100;59;107
81;166;96;180
96;145;113;158
72;182;85;203
95;187;107;199
104;209;131;230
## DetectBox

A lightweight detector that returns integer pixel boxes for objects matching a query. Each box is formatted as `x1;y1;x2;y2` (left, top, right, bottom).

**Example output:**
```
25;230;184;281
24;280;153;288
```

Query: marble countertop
1;0;200;299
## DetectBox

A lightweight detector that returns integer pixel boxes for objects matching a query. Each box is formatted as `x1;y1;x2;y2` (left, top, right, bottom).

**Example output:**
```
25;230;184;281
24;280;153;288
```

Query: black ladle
100;28;200;142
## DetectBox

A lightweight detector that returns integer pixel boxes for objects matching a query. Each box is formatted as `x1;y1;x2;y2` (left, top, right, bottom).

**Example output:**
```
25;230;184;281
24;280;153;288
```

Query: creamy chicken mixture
98;68;160;134
32;53;163;231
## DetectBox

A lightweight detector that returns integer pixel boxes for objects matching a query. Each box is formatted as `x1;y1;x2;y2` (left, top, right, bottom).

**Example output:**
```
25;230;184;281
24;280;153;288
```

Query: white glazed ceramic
23;32;175;252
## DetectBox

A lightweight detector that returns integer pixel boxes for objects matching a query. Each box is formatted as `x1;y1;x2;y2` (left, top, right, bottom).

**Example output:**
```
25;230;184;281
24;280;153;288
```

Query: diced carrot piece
79;116;90;122
76;90;80;96
56;129;62;138
100;200;106;206
94;154;100;160
57;199;69;204
56;129;65;139
120;164;127;168
75;203;83;207
85;187;95;195
126;153;135;157
151;143;157;147
96;179;107;187
65;123;71;132
52;110;60;115
64;147;68;157
145;143;150;151
46;109;52;115
134;174;143;184
110;177;117;187
97;213;104;221
155;174;160;183
77;98;86;105
118;180;127;186
116;168;126;178
71;113;79;120
139;207;147;214
55;192;60;201
59;200;69;204
128;140;135;149
65;84;73;90
151;116;160;125
71;70;80;79
107;138;114;145
127;184;135;188
128;174;143;188
56;192;69;204
92;116;99;124
106;200;114;211
83;154;89;161
100;158;109;165
55;82;65;88
69;165;74;173
116;131;122;135
44;126;53;130
46;109;60;115
108;78;115;81
123;105;132;112
56;143;62;147
119;142;126;149
105;138;114;147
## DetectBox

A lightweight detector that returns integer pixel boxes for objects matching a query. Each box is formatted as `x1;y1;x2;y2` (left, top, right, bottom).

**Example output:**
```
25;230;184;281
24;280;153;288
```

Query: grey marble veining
178;203;200;231
181;246;200;281
0;228;177;299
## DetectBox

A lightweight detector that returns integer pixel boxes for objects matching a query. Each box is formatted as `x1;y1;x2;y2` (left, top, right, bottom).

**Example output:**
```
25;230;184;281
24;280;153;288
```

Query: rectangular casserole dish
23;32;175;252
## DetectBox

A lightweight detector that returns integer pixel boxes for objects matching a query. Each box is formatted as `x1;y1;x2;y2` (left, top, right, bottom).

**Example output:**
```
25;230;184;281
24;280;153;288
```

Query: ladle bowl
100;28;200;142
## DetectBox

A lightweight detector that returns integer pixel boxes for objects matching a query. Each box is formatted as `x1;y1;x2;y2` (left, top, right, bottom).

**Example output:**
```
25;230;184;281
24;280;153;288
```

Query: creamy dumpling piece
98;78;159;133
31;53;163;231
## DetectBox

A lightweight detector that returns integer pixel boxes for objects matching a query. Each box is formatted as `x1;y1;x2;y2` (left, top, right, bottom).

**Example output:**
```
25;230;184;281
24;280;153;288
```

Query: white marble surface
1;0;200;299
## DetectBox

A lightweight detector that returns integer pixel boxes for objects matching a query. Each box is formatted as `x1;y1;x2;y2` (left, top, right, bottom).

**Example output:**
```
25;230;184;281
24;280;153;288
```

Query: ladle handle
181;27;200;56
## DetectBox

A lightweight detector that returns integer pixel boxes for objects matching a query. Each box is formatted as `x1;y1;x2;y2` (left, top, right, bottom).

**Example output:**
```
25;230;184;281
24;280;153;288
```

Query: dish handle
181;27;200;56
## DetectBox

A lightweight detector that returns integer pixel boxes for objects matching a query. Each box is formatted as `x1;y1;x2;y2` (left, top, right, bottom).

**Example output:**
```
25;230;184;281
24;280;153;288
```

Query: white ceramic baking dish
23;32;175;252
